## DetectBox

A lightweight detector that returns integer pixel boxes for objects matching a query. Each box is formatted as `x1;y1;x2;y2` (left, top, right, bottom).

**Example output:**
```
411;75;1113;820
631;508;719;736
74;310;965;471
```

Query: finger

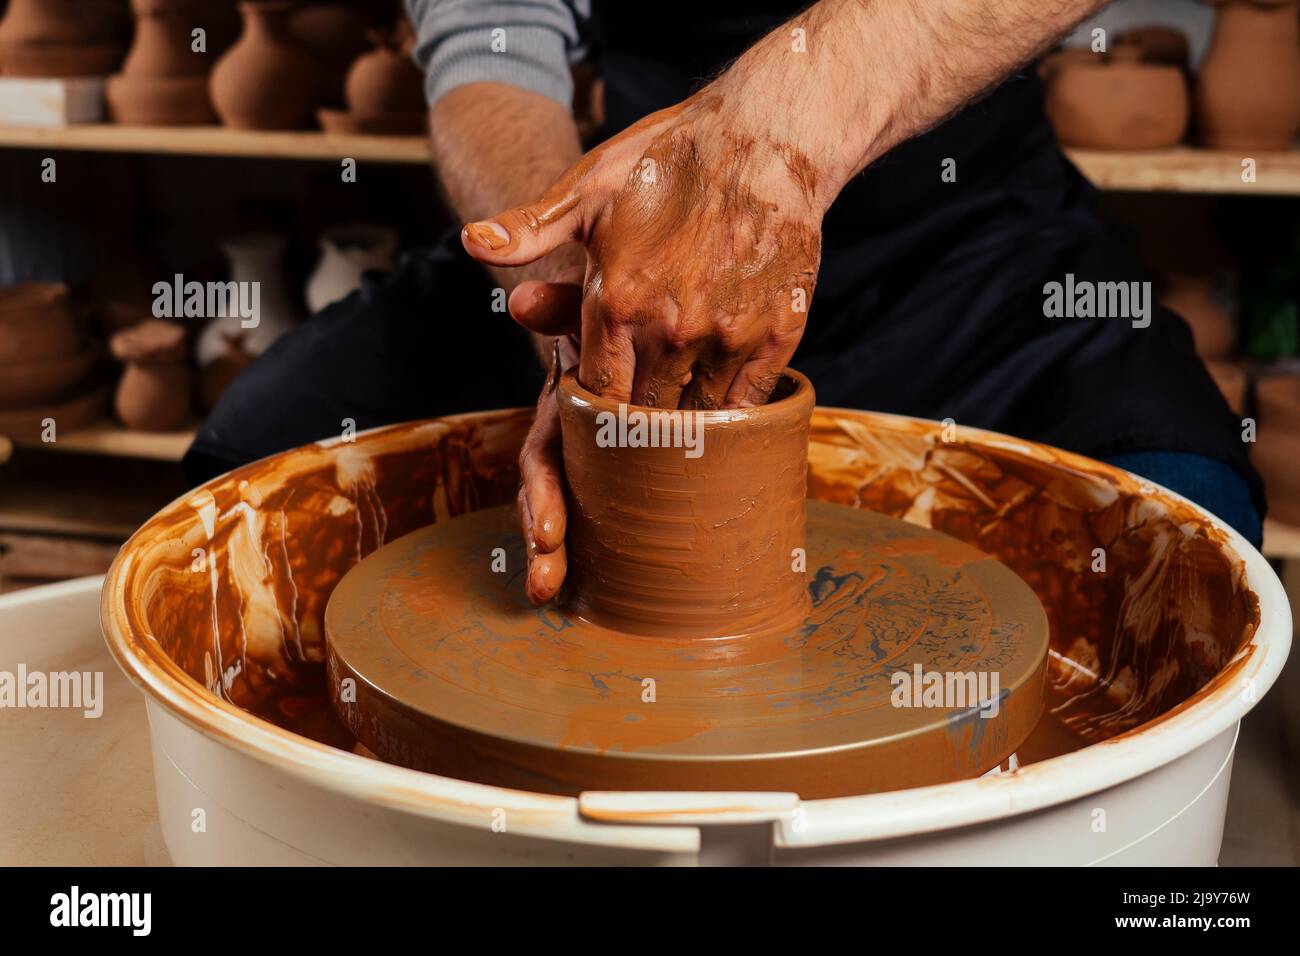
509;280;582;337
724;316;803;408
517;395;569;604
629;339;699;409
578;276;637;401
680;351;750;410
462;188;584;268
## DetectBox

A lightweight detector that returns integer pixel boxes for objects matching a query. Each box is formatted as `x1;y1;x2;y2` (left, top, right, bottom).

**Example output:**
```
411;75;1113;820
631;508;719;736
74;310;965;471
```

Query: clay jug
210;1;319;130
1196;0;1300;150
345;30;425;120
196;232;298;366
110;319;193;431
306;224;398;314
108;0;216;125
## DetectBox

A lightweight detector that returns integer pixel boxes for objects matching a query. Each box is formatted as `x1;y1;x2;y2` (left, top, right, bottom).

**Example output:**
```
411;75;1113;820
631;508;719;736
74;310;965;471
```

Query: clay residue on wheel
809;413;1259;745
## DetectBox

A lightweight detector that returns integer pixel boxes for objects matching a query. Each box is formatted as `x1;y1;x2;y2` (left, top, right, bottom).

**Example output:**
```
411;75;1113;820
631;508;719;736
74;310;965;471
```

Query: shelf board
14;419;196;463
1066;147;1300;196
0;123;429;164
1263;519;1300;562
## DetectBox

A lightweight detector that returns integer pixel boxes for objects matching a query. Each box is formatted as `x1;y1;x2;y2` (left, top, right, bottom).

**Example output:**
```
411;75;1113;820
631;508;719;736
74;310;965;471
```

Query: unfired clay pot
198;334;255;413
210;1;320;130
196;232;298;367
305;223;398;314
1116;26;1191;71
0;282;80;365
1196;0;1300;151
0;0;129;77
1162;273;1235;359
556;368;813;639
0;351;96;409
107;0;217;125
288;2;371;110
1206;359;1248;415
1252;374;1300;524
1044;48;1190;150
318;29;425;135
110;318;192;432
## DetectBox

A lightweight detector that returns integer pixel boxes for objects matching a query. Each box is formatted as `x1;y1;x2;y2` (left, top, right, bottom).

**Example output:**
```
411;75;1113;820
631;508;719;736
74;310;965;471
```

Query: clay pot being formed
0;282;80;365
288;2;371;110
556;368;814;639
1196;0;1300;151
0;0;130;77
110;318;192;431
107;0;218;125
1162;273;1235;359
210;1;320;130
305;223;398;314
1044;47;1190;149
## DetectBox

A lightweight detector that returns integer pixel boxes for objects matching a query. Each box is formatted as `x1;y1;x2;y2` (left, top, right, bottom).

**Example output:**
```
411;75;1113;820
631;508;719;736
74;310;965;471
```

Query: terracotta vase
1196;0;1300;151
107;0;216;125
1044;47;1190;149
0;0;129;76
210;1;320;130
110;319;193;431
0;282;80;364
555;368;814;639
1252;374;1300;524
196;232;299;366
288;2;371;109
320;29;426;134
305;223;398;314
1162;273;1235;359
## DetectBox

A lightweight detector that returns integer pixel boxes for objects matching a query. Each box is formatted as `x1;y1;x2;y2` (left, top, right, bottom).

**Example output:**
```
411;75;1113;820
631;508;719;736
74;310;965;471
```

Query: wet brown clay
210;1;320;130
110;318;192;431
1196;0;1300;151
1044;49;1189;149
558;368;813;638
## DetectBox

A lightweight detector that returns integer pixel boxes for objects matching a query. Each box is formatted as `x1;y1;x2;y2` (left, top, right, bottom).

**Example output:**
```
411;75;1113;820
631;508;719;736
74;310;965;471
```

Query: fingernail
465;221;510;250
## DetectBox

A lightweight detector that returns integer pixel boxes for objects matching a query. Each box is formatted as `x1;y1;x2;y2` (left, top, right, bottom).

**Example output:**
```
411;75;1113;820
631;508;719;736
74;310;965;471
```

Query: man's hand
462;97;823;410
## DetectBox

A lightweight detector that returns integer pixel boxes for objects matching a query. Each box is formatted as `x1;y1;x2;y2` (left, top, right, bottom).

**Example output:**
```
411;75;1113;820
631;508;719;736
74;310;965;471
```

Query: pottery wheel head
324;500;1049;799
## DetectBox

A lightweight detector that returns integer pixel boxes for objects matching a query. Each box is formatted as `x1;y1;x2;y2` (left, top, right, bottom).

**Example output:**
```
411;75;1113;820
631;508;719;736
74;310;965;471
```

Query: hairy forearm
429;83;583;293
712;0;1109;210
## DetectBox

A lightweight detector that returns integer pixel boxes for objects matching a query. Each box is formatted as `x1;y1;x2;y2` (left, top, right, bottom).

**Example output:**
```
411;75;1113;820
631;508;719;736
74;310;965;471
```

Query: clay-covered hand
462;93;824;410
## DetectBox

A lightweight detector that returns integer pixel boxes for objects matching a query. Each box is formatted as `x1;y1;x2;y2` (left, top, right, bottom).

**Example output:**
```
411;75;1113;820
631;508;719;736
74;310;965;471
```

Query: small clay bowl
555;368;814;639
0;282;80;364
106;73;215;126
0;349;95;409
1045;57;1189;149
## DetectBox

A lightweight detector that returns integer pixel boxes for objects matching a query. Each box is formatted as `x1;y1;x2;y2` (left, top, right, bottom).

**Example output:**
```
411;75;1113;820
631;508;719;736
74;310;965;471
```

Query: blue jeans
1104;451;1263;549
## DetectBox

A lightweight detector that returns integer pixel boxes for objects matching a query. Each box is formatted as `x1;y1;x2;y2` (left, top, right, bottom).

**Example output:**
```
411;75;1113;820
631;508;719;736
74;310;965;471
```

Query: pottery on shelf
0;0;130;77
0;351;96;409
196;231;298;367
288;2;371;110
1044;47;1190;150
1252;374;1300;524
0;282;81;365
306;223;398;314
1162;273;1235;359
1196;0;1300;151
107;0;221;125
1115;25;1191;71
1205;360;1247;415
197;334;255;413
318;27;426;135
109;318;192;431
210;1;320;130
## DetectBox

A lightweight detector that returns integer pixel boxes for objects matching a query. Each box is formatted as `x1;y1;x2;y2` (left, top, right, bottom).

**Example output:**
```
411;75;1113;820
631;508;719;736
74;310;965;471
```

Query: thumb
462;190;584;268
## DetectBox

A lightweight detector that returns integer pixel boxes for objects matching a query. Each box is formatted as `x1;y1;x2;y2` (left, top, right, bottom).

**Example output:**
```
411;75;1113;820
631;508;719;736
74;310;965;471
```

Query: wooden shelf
1066;147;1300;196
0;123;428;164
14;420;196;463
1263;519;1300;562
